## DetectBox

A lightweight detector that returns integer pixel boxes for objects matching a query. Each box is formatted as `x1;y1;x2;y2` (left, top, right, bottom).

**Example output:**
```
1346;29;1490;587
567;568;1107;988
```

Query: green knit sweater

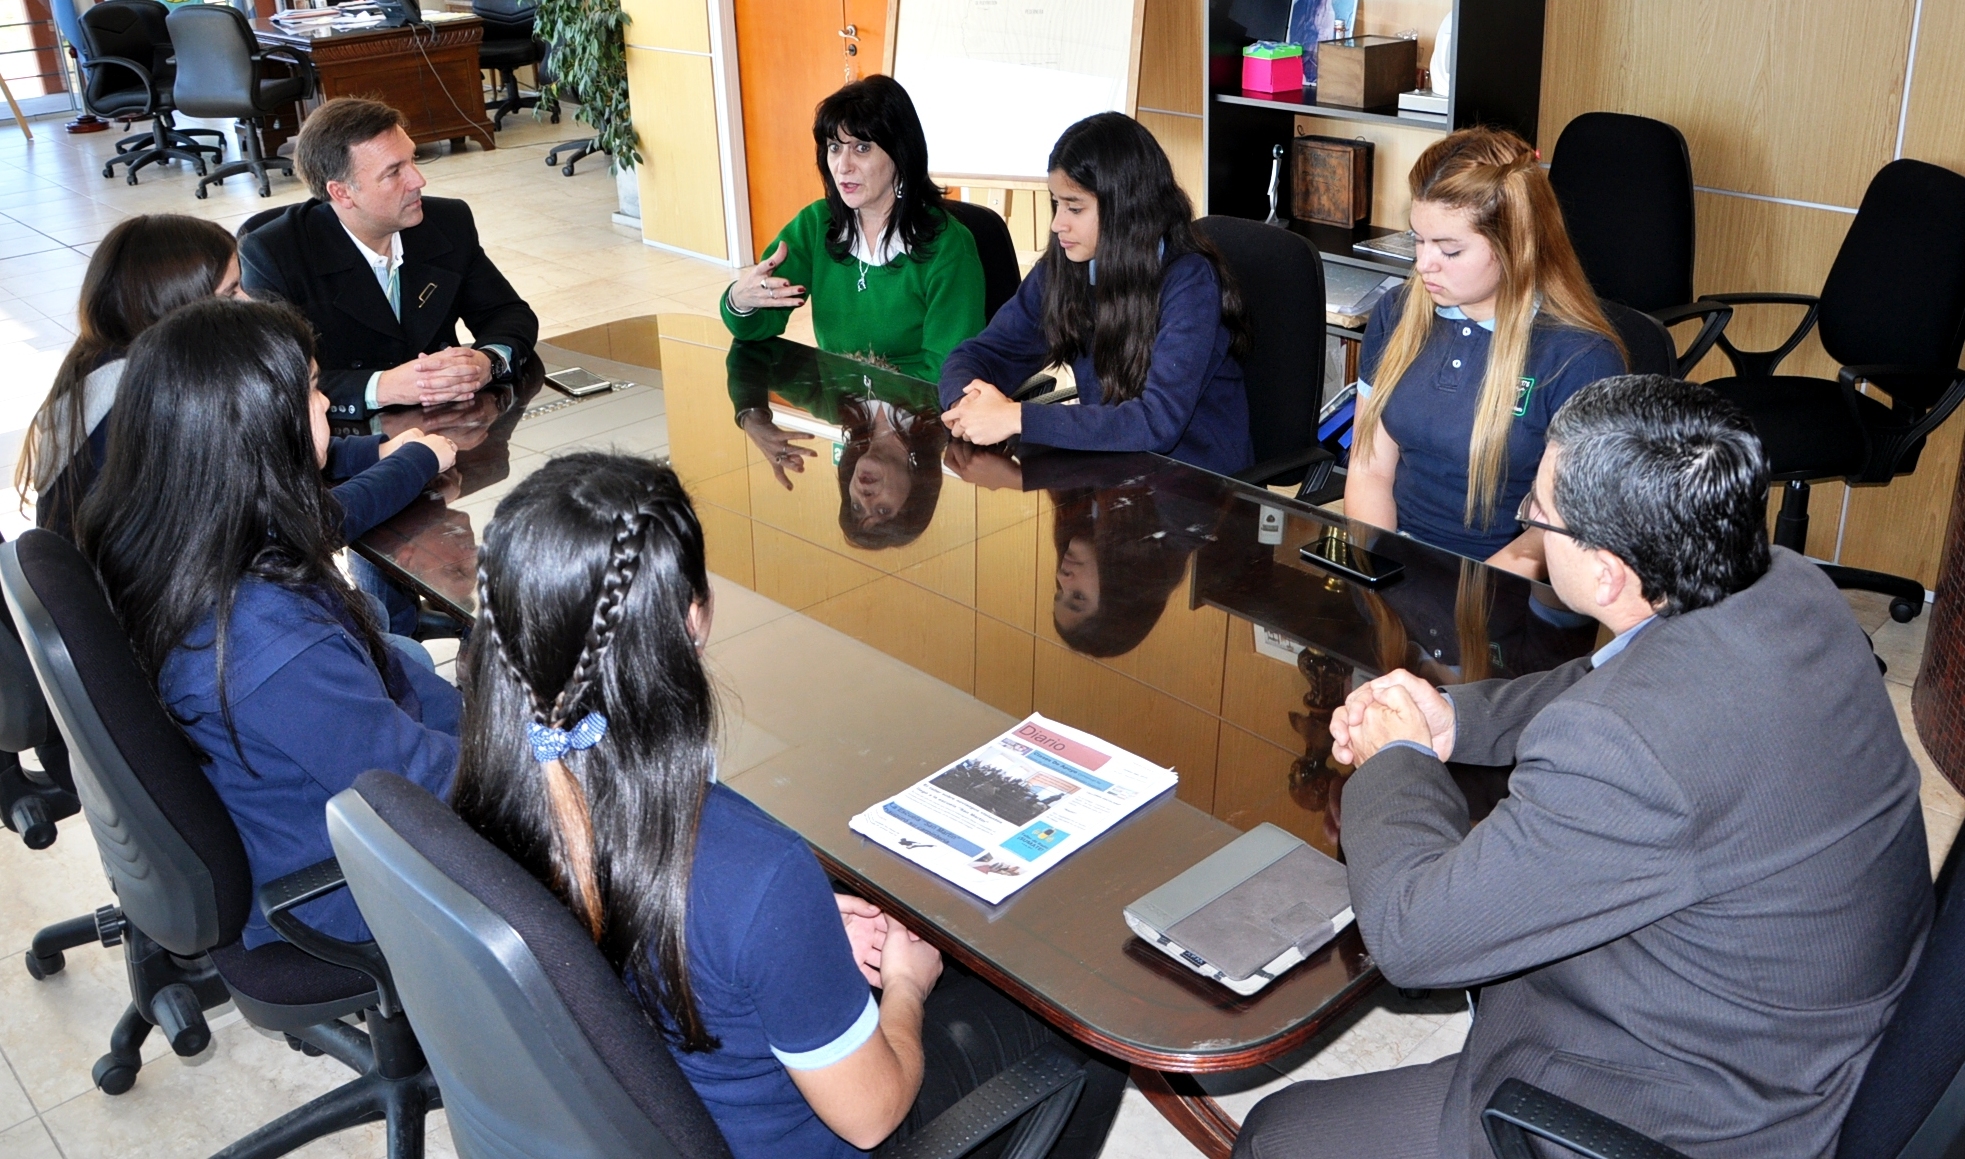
721;201;986;381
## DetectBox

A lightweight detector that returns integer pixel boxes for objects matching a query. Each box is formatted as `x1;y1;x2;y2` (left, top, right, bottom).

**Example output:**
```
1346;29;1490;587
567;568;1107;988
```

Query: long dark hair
18;214;236;504
451;453;721;1051
1050;484;1192;657
76;298;390;753
836;398;948;549
814;75;947;262
1039;113;1250;404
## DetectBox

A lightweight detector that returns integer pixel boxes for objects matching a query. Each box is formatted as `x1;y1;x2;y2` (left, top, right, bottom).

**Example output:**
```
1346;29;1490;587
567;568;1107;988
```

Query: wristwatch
481;347;511;380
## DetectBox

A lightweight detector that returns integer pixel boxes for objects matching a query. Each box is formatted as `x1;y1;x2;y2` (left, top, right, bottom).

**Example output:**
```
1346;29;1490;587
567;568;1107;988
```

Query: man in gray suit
1234;376;1932;1159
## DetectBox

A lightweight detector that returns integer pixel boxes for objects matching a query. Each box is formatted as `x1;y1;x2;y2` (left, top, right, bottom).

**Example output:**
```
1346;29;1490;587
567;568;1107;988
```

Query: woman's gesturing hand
727;241;807;312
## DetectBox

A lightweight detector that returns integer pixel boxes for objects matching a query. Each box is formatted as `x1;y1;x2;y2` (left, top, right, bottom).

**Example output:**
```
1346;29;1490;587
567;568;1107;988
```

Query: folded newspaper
848;714;1179;904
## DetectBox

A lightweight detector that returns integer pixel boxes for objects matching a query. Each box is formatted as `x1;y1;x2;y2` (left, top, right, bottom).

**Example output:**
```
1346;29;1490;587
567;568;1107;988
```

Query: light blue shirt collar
1436;303;1496;332
1088;238;1165;286
1590;615;1657;668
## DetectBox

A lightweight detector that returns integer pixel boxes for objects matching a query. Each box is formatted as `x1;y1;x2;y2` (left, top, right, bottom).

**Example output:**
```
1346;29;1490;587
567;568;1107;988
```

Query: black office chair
166;3;313;199
1547;112;1730;377
1698;159;1965;624
475;0;547;131
1481;832;1965;1159
942;198;1022;324
1600;298;1696;379
76;0;223;184
328;768;1099;1159
237;205;287;239
1195;215;1338;498
0;529;439;1155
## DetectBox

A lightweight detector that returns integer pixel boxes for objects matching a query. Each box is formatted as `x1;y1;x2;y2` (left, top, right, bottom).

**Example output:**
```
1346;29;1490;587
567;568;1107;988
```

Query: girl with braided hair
1345;126;1624;578
453;452;1125;1159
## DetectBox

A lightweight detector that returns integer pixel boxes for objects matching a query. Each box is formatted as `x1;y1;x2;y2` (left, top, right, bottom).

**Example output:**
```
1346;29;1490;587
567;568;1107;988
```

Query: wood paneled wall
1540;0;1965;589
623;0;735;262
1139;0;1204;202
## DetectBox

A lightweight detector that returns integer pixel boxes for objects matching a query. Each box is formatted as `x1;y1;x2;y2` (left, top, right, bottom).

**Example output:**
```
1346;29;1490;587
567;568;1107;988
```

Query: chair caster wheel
283;1033;324;1056
101;164;114;178
195;186;208;199
1890;598;1918;623
562;164;575;177
25;949;62;980
92;1056;138;1095
550;111;560;124
125;173;138;186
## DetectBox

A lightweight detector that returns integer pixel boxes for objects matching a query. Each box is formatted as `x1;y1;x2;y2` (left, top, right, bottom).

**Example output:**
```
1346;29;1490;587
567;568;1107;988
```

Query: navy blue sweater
39;421;435;544
160;580;460;948
939;253;1253;476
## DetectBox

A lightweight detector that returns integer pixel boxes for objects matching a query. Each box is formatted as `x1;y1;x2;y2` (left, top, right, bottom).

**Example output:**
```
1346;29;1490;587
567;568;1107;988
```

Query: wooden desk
254;15;494;153
351;316;1598;1157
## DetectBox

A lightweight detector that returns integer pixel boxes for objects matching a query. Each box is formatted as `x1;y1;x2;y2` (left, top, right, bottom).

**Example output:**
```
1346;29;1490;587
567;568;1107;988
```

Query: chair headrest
332;771;732;1159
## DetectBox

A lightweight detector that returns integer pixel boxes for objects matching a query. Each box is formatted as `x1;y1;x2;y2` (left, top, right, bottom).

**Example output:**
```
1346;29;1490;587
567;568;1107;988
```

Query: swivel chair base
484;69;544;132
103;112;221;185
196;118;291;199
1773;479;1926;623
546;135;596;176
212;1013;439;1159
1;751;76;851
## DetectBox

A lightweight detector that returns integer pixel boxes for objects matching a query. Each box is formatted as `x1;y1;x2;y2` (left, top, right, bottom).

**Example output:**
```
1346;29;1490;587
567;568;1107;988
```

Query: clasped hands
941;378;1021;446
376;346;493;407
1330;669;1458;766
836;893;942;997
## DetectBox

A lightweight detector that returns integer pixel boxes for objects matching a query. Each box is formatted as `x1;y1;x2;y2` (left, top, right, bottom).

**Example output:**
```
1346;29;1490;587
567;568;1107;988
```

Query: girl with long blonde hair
1345;127;1624;577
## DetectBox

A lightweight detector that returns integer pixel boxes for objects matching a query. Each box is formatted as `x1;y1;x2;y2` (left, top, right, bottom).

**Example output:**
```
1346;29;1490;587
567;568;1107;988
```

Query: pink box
1241;53;1304;93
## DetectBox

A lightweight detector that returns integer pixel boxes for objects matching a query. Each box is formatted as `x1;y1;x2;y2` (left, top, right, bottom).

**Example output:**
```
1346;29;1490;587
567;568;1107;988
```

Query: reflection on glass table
357;318;1604;1158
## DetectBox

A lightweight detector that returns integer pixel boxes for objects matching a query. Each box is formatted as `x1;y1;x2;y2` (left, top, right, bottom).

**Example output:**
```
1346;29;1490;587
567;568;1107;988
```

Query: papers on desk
848;713;1178;904
1325;264;1403;319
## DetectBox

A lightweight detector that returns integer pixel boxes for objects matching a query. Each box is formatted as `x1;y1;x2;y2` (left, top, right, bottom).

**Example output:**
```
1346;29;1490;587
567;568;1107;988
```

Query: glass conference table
349;315;1601;1156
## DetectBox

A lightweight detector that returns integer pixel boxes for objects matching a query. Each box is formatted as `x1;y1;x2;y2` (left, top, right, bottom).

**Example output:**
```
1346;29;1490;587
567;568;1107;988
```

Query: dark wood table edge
810;847;1386;1158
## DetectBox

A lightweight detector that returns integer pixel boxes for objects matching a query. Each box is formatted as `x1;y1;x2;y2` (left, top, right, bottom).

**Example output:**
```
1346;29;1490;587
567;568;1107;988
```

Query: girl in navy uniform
452;453;1125;1159
938;113;1254;476
1345;127;1624;577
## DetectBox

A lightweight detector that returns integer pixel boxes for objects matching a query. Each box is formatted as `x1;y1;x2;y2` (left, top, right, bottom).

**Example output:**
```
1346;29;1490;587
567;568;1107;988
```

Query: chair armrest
884;1043;1086;1159
257;856;402;1017
1697;292;1821;379
85;53;155;89
1647;300;1734;377
1481;1078;1694;1159
1838;363;1959;402
1020;385;1079;405
1236;445;1336;500
1008;373;1060;403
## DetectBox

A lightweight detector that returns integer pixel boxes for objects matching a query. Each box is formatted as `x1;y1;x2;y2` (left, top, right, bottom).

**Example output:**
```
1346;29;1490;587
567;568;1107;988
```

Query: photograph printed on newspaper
848;713;1179;904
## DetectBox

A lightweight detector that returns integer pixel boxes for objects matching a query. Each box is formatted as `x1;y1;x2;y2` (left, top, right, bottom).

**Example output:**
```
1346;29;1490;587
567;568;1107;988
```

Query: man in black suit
240;97;537;421
1234;377;1931;1158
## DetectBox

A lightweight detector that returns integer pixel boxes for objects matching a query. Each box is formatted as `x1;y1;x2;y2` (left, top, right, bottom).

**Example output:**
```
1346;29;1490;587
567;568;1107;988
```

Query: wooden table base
1133;1067;1242;1159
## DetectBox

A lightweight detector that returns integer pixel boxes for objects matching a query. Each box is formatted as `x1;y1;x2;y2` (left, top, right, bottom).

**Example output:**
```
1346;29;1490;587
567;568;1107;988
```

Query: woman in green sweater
721;76;985;381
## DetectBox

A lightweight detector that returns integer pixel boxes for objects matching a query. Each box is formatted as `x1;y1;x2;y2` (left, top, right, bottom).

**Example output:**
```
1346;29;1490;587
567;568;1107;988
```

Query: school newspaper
848;713;1179;904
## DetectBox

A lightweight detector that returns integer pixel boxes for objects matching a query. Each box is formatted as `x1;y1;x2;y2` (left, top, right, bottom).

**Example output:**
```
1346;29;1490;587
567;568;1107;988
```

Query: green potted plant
536;0;643;218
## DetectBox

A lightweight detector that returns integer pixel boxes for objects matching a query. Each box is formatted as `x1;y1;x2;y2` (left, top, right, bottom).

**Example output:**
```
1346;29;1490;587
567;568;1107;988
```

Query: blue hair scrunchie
527;711;609;762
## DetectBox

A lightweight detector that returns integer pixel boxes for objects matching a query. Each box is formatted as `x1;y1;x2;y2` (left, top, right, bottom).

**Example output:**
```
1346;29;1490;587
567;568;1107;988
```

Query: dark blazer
1343;548;1931;1158
239;197;537;418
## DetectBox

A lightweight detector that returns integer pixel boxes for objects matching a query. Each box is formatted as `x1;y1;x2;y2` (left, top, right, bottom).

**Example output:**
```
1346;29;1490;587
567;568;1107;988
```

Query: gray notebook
1123;823;1353;996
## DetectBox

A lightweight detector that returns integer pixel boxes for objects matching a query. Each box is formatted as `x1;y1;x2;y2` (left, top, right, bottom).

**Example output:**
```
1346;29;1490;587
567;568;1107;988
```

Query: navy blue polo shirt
1359;292;1624;559
650;784;878;1159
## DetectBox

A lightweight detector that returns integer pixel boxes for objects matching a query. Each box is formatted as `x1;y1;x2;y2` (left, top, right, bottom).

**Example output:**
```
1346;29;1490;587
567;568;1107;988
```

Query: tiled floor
0;109;1959;1159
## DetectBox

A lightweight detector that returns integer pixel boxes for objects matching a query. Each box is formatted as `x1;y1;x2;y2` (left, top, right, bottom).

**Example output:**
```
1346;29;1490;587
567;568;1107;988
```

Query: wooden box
1315;35;1418;110
1291;135;1374;227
